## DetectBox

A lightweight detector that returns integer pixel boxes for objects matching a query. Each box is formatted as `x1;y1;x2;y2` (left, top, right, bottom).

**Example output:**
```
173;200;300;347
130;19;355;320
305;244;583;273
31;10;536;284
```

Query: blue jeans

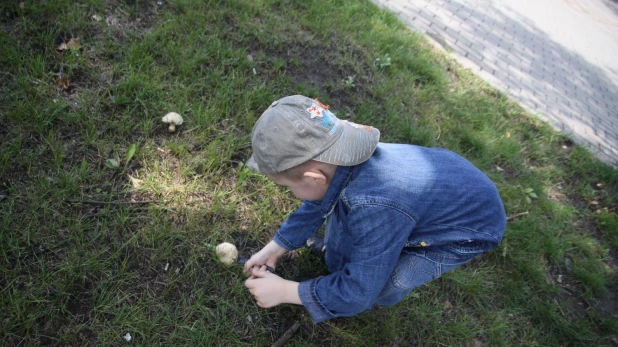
375;241;490;306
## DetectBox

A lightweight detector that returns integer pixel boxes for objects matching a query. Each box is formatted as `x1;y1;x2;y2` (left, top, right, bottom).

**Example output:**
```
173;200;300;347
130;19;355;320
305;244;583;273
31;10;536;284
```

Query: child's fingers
243;260;254;274
244;276;255;289
250;265;270;278
243;257;262;274
250;266;264;276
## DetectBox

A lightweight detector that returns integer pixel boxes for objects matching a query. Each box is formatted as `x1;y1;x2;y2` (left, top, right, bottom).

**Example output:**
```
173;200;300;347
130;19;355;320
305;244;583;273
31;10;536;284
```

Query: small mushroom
161;112;183;132
215;242;238;265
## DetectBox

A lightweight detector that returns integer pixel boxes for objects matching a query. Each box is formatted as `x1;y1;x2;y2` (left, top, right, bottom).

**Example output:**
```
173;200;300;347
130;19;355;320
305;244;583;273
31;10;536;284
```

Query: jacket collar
319;165;354;217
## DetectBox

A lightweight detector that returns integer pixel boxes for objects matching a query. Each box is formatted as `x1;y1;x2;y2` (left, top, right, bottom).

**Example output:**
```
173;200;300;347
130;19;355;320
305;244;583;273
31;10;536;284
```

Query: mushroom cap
162;112;183;125
215;242;238;265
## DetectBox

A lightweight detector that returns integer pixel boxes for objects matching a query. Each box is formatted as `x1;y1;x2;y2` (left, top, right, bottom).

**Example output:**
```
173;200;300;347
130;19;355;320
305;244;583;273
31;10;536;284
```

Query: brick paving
372;0;618;167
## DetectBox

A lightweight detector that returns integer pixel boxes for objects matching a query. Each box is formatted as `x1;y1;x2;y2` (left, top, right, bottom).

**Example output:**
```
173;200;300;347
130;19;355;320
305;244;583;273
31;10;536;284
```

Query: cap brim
313;121;380;166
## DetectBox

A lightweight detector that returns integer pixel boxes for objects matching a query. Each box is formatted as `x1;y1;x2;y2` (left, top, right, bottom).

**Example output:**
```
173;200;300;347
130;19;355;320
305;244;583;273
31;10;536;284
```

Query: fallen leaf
57;42;68;51
496;165;504;172
506;131;511;138
129;175;143;188
590;201;599;205
565;257;572;271
57;75;70;89
106;158;120;169
443;300;453;310
67;38;80;49
92;14;102;21
106;16;119;26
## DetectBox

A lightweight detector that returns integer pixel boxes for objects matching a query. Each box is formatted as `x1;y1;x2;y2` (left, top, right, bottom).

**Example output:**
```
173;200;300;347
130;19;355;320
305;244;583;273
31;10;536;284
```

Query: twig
553;298;566;317
81;208;152;218
272;321;300;347
237;142;252;150
507;211;529;222
65;199;159;205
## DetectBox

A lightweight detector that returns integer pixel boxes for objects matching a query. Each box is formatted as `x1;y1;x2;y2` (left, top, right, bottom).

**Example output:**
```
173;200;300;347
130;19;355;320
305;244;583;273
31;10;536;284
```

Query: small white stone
123;333;131;341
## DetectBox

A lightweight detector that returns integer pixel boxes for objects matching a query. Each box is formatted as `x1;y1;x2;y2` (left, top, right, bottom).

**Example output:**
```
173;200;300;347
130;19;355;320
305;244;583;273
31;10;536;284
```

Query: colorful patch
307;104;324;119
307;103;338;134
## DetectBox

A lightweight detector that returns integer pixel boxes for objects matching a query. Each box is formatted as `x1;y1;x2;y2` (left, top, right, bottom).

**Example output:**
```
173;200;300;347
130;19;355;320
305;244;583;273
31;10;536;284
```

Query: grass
1;0;617;345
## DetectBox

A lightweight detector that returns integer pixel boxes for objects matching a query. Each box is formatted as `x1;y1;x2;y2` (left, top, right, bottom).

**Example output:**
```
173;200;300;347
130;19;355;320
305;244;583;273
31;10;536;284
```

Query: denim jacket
273;143;506;323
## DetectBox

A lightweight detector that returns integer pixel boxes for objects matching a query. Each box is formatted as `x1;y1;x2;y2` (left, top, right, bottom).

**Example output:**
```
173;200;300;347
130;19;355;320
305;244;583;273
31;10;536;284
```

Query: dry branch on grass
507;211;529;222
64;199;160;205
272;321;300;347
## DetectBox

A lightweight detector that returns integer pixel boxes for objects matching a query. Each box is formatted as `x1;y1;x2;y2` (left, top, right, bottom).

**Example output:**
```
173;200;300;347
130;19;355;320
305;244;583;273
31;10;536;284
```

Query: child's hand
244;265;301;307
243;240;287;275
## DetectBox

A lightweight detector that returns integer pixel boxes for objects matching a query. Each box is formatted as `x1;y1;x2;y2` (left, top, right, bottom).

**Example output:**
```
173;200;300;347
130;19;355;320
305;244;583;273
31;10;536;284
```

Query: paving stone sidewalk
372;0;618;167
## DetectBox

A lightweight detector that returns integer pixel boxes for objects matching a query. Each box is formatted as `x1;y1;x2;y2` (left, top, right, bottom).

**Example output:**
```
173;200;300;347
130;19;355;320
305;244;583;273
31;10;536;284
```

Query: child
243;95;506;323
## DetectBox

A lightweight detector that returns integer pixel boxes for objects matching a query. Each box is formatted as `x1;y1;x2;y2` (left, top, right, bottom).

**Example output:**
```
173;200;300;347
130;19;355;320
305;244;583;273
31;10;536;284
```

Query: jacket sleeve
273;200;326;251
298;204;415;322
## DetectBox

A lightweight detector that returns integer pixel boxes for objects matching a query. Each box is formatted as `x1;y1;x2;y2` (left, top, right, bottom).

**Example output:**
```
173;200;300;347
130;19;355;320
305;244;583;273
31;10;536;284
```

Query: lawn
1;0;617;345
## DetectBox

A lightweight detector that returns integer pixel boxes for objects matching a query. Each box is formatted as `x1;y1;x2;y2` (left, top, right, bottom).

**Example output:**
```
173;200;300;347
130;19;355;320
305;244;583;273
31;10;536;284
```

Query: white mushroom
161;112;183;132
215;242;238;265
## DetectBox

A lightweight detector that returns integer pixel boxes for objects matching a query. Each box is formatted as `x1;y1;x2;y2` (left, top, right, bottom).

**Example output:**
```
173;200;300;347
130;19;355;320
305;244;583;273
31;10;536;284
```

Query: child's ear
303;171;327;185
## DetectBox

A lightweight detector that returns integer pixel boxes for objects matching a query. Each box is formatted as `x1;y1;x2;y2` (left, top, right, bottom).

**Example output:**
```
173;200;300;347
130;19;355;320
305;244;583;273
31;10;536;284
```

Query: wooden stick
64;199;159;205
507;211;529;221
272;321;300;347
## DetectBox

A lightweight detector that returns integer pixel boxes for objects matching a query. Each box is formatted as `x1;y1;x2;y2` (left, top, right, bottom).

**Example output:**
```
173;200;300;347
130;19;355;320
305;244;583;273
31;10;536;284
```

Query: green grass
1;0;617;345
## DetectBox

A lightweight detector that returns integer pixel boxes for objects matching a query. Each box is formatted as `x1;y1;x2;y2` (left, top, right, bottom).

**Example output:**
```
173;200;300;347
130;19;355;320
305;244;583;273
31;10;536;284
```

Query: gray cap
247;95;380;174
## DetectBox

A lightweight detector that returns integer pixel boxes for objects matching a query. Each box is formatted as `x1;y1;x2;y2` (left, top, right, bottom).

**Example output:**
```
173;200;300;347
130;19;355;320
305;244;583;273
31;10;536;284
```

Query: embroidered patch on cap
307;103;338;134
307;104;323;119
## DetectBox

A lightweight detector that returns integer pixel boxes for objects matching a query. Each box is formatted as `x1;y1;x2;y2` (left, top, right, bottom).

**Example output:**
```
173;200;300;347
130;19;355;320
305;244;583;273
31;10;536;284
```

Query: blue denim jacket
273;143;506;323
